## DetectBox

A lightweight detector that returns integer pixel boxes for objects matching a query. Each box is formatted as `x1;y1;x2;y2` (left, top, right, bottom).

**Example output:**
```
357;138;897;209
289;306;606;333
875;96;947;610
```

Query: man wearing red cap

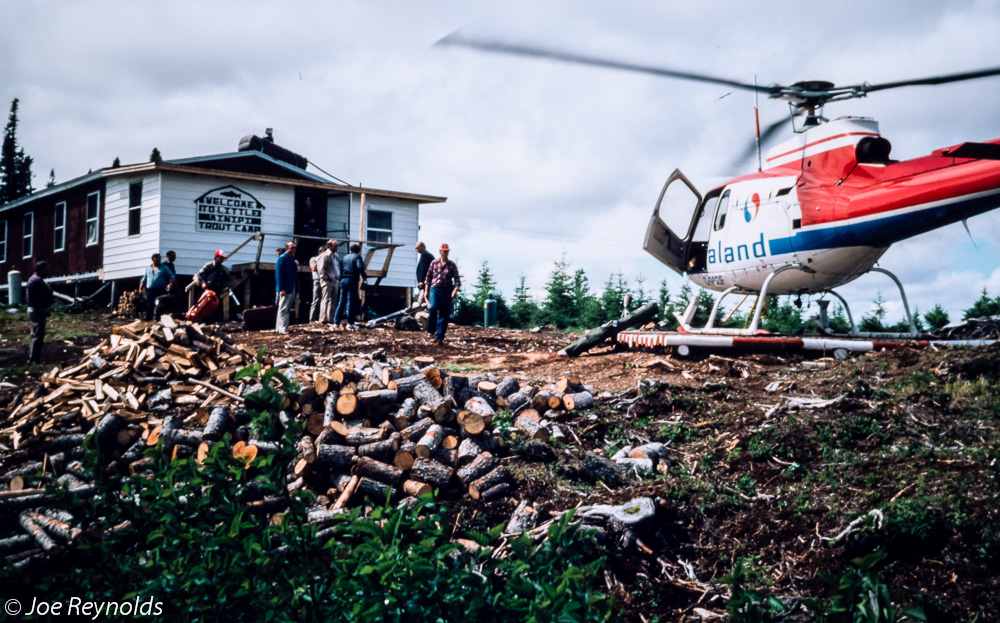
196;250;234;295
423;243;461;345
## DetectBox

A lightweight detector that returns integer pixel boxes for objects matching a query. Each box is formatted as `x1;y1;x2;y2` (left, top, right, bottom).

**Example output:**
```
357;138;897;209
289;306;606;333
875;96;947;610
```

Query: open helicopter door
643;170;703;275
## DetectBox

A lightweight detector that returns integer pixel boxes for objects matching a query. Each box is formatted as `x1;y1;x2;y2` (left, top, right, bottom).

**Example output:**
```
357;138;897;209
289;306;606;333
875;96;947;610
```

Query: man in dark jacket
415;241;434;304
196;250;234;294
275;241;298;334
333;243;367;328
26;261;54;364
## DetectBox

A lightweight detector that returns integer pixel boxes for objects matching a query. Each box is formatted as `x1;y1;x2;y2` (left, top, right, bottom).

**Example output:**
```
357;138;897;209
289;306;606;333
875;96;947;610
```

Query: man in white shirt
308;253;322;322
317;239;342;323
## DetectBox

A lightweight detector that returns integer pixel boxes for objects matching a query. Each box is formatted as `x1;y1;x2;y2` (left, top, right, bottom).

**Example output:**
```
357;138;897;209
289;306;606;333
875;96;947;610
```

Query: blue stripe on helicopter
768;192;1000;255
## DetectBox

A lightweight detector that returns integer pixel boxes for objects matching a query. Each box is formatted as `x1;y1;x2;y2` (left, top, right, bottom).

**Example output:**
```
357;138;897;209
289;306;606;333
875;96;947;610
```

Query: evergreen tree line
0;98;164;206
451;255;1000;333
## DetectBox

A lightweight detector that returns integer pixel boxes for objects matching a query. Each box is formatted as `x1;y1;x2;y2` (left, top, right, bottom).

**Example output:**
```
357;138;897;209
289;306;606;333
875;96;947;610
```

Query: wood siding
0;179;104;278
350;193;419;289
102;173;160;280
157;173;295;277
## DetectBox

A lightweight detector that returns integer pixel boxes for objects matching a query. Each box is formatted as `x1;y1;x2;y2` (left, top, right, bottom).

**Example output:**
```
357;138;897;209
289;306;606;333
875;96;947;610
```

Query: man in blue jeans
334;243;367;329
423;243;461;346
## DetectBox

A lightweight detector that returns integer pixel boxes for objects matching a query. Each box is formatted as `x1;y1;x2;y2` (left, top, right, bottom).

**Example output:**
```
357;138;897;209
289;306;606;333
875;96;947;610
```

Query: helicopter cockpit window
713;190;730;231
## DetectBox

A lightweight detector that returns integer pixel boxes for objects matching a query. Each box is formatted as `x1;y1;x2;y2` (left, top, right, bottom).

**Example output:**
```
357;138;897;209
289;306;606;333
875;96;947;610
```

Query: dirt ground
6;311;1000;622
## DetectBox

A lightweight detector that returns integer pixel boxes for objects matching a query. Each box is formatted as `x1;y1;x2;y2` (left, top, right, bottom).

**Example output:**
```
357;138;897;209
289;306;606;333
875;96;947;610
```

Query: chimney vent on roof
238;131;308;169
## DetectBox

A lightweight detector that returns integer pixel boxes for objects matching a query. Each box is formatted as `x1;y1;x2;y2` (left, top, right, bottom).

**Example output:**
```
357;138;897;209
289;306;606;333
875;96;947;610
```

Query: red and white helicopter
439;35;1000;337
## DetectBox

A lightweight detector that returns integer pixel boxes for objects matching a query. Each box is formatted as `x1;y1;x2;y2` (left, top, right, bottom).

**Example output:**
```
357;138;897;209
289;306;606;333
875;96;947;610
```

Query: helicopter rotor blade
864;65;1000;93
731;115;793;171
436;32;781;96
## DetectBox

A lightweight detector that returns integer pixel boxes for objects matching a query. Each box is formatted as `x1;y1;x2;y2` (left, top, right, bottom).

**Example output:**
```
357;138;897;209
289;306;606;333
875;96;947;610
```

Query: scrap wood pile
0;314;643;569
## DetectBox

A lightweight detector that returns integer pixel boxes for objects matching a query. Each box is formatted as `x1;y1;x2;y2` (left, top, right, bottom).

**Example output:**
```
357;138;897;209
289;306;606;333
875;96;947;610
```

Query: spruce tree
149;147;163;164
539;255;575;328
859;290;889;332
45;169;56;189
511;274;539;328
924;304;950;331
112;156;121;168
0;98;34;204
963;288;1000;320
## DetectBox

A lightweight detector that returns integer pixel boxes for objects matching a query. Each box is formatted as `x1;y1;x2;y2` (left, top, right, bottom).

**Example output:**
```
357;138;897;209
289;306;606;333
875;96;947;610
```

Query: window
23;212;34;258
0;220;6;263
713;190;731;231
86;191;100;246
366;209;392;244
54;202;66;251
128;180;142;236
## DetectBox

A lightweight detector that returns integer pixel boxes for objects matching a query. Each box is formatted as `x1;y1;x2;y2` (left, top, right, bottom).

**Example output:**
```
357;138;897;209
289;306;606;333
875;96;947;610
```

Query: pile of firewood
113;290;146;319
0;315;601;567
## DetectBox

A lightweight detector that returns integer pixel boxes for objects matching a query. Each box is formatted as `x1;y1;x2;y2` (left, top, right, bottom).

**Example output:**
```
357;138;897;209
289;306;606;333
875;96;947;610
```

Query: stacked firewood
113;290;146;319
0;316;602;565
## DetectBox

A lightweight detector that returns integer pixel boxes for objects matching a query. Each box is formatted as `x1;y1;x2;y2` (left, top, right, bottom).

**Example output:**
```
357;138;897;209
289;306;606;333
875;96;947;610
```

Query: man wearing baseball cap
423;243;461;345
196;250;235;296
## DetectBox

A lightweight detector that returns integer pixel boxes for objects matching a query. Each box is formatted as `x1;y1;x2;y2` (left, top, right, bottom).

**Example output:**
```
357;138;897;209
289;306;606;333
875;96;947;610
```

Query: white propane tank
7;270;21;306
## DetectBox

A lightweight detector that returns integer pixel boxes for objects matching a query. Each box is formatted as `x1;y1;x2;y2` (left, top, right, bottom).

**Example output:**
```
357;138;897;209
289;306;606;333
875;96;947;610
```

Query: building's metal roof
0;150;446;213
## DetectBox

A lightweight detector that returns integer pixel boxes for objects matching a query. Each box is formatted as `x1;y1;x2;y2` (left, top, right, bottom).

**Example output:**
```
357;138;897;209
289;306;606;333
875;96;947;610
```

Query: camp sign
194;185;264;233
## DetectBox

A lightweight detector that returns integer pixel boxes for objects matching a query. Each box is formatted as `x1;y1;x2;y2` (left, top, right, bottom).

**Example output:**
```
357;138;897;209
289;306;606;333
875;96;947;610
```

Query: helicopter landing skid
675;265;920;338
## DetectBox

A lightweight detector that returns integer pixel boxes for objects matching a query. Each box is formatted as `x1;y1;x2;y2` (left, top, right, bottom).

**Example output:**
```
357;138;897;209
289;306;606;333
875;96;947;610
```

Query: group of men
275;240;368;334
23;238;460;365
138;249;234;321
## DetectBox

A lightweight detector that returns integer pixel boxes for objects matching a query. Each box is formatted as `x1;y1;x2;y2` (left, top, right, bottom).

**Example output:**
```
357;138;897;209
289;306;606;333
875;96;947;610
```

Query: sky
2;0;1000;325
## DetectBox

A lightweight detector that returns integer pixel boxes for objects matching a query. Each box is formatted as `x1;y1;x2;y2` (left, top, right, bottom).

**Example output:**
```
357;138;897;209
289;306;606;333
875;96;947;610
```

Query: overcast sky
3;0;1000;324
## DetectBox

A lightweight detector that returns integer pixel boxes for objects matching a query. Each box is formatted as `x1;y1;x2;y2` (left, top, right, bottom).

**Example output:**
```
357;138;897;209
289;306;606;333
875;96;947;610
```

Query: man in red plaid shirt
423;243;461;345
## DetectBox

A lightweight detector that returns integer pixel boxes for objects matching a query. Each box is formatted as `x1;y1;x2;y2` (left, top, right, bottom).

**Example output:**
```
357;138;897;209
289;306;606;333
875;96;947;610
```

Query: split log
0;534;33;555
415;424;444;458
410;459;454;489
456;451;494;484
355;456;403;486
562;392;595;411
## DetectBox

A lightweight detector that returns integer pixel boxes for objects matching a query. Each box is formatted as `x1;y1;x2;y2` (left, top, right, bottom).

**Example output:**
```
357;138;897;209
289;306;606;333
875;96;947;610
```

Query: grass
0;306;101;344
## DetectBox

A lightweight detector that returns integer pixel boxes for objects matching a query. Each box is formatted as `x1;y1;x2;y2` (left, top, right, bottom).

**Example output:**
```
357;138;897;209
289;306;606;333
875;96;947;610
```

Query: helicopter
437;34;1000;337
